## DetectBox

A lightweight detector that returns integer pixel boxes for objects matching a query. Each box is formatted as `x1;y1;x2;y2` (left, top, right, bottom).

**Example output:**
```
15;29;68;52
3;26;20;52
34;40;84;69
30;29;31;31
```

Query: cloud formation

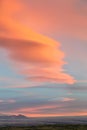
0;99;16;104
0;0;75;84
23;0;87;41
62;97;75;102
0;97;87;117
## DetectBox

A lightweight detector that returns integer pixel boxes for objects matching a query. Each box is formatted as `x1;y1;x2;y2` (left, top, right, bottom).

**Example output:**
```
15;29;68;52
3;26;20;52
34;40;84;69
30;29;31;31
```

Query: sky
0;0;87;117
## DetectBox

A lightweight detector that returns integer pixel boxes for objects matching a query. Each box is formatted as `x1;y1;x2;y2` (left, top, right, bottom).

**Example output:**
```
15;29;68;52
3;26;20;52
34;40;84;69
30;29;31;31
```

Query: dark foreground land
0;125;87;130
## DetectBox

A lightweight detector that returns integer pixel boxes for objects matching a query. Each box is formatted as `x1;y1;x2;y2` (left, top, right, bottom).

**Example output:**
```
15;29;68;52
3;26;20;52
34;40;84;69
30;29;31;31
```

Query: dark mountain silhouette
0;114;29;120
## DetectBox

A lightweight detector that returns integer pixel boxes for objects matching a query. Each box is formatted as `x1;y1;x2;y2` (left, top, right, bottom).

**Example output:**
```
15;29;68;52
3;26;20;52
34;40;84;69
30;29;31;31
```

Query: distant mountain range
0;115;87;126
0;114;29;120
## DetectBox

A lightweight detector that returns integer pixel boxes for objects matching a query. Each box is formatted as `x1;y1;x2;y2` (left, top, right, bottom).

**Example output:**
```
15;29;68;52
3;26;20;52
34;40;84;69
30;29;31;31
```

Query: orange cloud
7;107;87;117
0;0;75;84
23;0;87;41
2;112;87;118
25;112;87;117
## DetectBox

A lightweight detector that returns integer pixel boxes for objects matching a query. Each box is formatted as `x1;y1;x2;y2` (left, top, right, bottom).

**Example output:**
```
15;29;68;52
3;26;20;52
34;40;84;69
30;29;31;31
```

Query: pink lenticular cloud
8;0;86;41
0;0;75;84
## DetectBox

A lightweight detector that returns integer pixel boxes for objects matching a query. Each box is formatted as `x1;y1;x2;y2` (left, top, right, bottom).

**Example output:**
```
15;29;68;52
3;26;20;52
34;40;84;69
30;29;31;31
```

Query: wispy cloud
61;97;75;102
0;99;16;104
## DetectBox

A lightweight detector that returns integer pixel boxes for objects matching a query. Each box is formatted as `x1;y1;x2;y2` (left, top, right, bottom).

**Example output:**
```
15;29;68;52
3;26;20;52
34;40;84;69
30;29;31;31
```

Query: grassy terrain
0;125;87;130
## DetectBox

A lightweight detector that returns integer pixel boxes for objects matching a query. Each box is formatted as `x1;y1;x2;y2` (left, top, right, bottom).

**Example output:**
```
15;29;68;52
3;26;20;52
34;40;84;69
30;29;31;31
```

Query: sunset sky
0;0;87;117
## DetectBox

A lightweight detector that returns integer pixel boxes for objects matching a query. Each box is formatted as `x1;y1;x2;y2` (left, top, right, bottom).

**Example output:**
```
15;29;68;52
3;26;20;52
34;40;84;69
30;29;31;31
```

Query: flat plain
0;125;87;130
